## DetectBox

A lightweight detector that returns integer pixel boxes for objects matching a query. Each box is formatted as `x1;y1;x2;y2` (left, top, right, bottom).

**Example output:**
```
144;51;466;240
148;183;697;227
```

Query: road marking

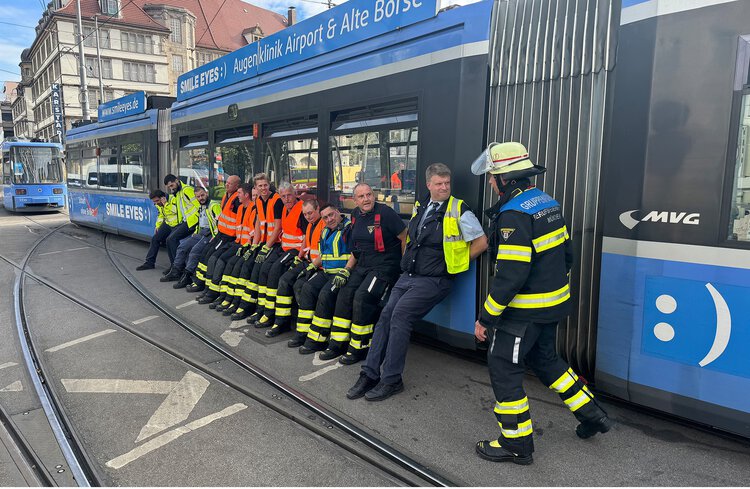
0;381;23;392
229;320;248;329
312;352;338;366
38;246;90;256
299;363;343;382
0;362;19;371
106;403;247;470
220;330;244;347
62;378;178;394
176;300;197;309
132;315;158;325
136;371;209;442
45;329;116;353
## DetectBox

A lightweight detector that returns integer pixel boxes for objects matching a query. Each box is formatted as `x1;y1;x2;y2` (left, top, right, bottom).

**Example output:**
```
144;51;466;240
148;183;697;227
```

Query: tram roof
1;140;63;150
65;109;159;143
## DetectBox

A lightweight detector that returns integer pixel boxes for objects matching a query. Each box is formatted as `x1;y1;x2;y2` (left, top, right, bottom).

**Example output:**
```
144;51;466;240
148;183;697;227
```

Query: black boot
475;440;533;465
231;307;249;321
209;294;226;309
162;266;172;276
265;323;287;338
299;340;326;355
136;262;155;271
161;267;182;282
287;333;306;348
186;281;204;293
197;292;218;304
339;350;366;365
222;304;237;316
576;416;613;439
173;272;192;289
319;345;344;361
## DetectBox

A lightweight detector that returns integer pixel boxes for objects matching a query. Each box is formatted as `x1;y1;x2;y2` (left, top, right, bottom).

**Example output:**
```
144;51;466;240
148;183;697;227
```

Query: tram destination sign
98;91;147;123
177;0;439;101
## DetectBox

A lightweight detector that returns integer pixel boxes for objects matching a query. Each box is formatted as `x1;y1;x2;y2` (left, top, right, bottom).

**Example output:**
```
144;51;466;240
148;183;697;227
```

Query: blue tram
1;140;66;211
63;0;750;439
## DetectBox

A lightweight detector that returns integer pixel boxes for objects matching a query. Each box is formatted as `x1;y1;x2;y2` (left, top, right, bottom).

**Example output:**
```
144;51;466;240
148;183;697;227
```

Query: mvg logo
619;210;700;230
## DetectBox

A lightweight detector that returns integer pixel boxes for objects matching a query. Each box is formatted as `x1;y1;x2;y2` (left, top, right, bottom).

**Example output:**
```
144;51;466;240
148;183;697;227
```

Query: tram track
1;221;453;486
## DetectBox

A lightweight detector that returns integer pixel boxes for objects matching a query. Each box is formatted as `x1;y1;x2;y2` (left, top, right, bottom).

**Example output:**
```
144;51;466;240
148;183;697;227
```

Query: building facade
19;0;289;142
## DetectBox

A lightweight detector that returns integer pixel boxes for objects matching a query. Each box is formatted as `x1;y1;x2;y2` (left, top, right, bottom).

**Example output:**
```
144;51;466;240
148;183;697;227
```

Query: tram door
262;117;319;197
214;125;256;195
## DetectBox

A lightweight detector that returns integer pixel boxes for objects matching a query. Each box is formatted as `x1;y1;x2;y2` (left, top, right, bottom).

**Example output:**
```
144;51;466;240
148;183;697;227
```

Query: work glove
292;256;304;267
242;248;253;261
235;247;244;257
297;262;318;280
255;245;271;263
331;268;350;288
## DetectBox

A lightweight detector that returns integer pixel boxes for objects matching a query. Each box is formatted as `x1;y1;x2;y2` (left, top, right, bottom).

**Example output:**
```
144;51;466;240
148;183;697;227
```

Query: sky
0;0;477;90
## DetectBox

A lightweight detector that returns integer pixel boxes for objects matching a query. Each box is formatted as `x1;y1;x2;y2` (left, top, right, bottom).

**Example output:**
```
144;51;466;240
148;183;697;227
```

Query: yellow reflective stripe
549;368;577;393
532;226;568;253
298;309;314;319
332;317;351;328
258;285;267;295
499;419;533;438
497;244;532;262
330;331;350;342
509;284;570;309
307;329;326;342
351;323;373;335
296;322;310;333
266;288;277;297
276;307;292;316
276;295;293;305
312;316;332;328
483;295;506;316
494;397;530;415
349;338;368;349
564;387;593;412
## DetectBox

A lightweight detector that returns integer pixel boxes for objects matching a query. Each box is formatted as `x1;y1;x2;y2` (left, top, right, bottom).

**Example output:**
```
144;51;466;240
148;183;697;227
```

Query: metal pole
76;0;90;121
94;15;104;107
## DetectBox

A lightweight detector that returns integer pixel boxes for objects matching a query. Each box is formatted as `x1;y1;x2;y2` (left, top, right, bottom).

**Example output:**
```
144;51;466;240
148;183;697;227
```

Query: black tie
419;202;440;237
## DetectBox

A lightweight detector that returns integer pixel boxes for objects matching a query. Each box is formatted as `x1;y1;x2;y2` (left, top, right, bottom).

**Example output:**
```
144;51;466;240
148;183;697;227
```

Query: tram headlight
15;189;27;195
53;188;63;194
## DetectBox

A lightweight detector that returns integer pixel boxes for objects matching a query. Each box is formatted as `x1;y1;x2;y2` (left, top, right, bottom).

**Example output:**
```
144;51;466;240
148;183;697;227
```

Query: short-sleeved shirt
351;202;406;267
421;198;485;242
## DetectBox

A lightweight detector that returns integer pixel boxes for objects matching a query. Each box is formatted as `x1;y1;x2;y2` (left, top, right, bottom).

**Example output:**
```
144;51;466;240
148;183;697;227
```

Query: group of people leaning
137;143;612;466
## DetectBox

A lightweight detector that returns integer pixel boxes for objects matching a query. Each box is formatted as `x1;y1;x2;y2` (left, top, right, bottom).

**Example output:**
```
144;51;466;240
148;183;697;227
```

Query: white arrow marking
299;363;343;382
0;362;19;371
132;315;159;325
45;329;116;353
176;300;197;309
62;378;178;394
0;381;23;392
220;330;244;347
106;403;247;470
136;371;209;442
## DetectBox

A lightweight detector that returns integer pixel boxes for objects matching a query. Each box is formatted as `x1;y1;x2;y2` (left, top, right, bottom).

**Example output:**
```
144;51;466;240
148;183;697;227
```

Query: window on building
84;58;112;79
121;32;153;54
123;61;155;83
88;89;114;110
329;99;419;216
103;0;119;16
81;26;110;48
170;17;182;44
172;54;183;73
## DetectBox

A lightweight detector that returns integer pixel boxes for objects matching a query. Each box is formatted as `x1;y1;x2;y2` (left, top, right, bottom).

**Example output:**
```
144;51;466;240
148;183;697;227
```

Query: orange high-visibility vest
280;200;305;251
217;191;240;237
235;201;257;246
256;193;282;244
304;219;325;261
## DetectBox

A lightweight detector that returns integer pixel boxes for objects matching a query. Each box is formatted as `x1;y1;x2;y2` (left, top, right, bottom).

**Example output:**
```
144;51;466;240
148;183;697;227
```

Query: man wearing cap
471;142;612;466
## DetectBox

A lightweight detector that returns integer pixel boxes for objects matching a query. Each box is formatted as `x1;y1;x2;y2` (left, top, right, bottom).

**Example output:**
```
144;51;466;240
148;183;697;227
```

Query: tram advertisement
177;0;439;101
69;190;156;240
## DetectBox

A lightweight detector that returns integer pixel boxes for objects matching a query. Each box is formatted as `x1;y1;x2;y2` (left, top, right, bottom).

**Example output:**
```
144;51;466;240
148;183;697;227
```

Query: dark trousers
166;222;193;266
248;245;283;309
332;266;400;355
273;262;309;328
145;223;173;266
207;243;241;293
298;271;336;340
194;235;232;284
487;320;606;456
258;250;298;319
362;274;452;384
235;255;261;312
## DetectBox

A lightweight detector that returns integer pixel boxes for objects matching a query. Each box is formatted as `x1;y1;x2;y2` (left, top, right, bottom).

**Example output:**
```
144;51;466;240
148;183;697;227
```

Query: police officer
293;204;352;349
165;186;221;284
163;174;200;275
188;175;242;293
471;142;611;465
305;183;407;364
265;199;324;337
347;163;488;401
137;189;177;271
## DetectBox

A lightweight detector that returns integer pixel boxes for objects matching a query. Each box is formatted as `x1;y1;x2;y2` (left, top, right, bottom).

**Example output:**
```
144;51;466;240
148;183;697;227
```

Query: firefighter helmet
470;142;546;179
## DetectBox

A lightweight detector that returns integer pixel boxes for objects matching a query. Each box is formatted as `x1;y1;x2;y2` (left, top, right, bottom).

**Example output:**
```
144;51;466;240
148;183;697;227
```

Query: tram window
330;127;418;216
178;134;209;195
263;137;318;197
121;143;144;192
2;152;11;184
82;149;97;188
66;149;83;187
97;147;119;190
729;95;750;241
215;126;255;198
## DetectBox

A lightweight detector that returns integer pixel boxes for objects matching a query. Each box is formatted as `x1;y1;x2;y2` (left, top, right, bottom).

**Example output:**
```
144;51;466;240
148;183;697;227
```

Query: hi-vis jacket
169;184;200;228
480;186;574;325
155;200;178;229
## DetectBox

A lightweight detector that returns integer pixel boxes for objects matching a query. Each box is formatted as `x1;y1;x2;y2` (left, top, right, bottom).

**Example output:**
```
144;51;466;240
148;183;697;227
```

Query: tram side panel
597;0;750;438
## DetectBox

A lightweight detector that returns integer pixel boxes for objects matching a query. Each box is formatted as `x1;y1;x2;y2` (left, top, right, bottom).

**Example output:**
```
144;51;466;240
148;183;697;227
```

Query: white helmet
470;142;546;179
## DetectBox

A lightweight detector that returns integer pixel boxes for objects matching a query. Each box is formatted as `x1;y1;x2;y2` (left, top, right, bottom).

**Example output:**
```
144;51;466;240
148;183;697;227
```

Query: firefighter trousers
256;250;299;321
270;262;308;331
246;245;283;311
194;236;232;285
487;320;606;456
206;243;241;293
298;272;337;342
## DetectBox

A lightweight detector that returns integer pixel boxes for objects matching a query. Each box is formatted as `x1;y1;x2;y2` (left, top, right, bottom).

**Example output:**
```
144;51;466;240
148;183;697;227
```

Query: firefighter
249;182;306;327
291;204;351;348
265;199;324;337
471;142;612;465
162;174;200;276
232;173;284;318
302;183;407;364
187;175;241;293
213;185;259;314
137;189;178;270
347;163;488;401
167;187;222;287
199;182;255;305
